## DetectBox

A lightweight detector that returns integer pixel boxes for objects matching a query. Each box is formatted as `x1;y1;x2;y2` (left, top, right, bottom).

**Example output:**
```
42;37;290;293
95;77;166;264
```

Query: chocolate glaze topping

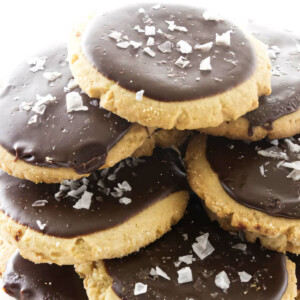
104;197;288;300
244;24;300;135
3;250;87;300
0;148;187;238
206;135;300;218
81;4;255;101
0;46;131;174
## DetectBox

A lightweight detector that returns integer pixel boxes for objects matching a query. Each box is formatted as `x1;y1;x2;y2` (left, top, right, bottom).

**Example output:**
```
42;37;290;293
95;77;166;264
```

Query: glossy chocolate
245;24;300;135
81;4;255;101
104;197;288;300
206;135;300;218
0;46;131;174
3;251;87;300
0;148;187;238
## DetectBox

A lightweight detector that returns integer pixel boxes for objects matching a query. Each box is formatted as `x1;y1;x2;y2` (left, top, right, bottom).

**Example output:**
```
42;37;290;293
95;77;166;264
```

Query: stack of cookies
0;3;299;300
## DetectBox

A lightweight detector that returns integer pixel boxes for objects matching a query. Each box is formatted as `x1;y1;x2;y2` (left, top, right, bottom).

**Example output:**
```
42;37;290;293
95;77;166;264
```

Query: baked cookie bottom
201;108;300;141
68;18;271;130
0;124;150;184
0;191;188;265
186;135;300;254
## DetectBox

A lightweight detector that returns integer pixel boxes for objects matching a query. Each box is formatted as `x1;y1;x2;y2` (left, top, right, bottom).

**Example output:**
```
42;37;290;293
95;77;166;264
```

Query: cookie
202;24;300;141
69;4;271;130
0;45;150;184
287;253;300;299
186;134;300;253
76;197;296;300
1;249;87;299
0;148;189;265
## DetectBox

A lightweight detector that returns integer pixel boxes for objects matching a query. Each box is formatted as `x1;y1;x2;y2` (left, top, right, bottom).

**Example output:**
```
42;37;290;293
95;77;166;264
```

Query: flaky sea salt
178;255;194;265
32;200;48;207
192;233;214;260
43;71;62;82
258;147;288;160
155;266;171;280
215;271;230;290
136;90;144;101
28;115;38;125
216;30;232;46
134;283;147;295
232;243;247;251
199;57;212;71
108;31;122;41
145;25;156;36
158;41;172;53
119;197;132;205
176;40;192;54
177;267;193;284
143;47;156;57
27;56;47;72
238;271;252;283
175;56;190;68
73;191;93;209
194;42;213;52
66;92;88;113
285;139;300;153
117;41;130;49
36;220;46;230
146;37;155;46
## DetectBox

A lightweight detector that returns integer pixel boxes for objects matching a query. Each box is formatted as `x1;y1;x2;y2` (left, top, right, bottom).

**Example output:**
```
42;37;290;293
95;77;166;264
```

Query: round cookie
186;134;300;253
2;249;87;299
287;253;300;299
69;4;271;130
0;45;149;184
76;198;296;300
202;24;300;141
0;148;189;265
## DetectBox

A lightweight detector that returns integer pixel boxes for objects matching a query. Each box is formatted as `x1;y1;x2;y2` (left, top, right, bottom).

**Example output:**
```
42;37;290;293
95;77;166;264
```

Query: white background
0;0;299;299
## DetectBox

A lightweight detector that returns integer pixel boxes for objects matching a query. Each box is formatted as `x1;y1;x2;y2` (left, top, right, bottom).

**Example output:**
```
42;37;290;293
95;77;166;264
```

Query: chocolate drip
81;4;255;101
3;251;87;300
104;197;288;300
245;24;300;135
0;148;188;238
206;135;300;218
0;46;131;173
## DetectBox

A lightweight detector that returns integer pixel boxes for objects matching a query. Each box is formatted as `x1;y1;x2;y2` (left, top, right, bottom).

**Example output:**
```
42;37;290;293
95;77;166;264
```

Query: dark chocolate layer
245;24;300;135
104;197;288;300
81;4;255;101
0;46;131;173
0;148;187;238
206;135;300;218
3;250;87;300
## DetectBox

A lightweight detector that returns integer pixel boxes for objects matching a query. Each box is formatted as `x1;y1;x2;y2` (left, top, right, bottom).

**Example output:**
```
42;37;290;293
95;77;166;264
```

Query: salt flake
136;90;144;101
176;40;192;54
117;41;130;49
73;191;93;209
43;71;62;82
145;25;156;36
66;92;88;113
216;30;232;46
36;220;46;230
143;47;156;57
194;42;213;52
177;267;193;284
199;57;212;71
27;56;47;72
175;56;190;69
134;283;147;295
119;197;132;205
238;271;252;283
215;271;230;290
158;41;172;53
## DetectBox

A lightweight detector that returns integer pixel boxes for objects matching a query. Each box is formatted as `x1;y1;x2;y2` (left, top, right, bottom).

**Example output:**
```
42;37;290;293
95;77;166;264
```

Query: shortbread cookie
0;239;15;276
287;253;300;299
186;134;300;253
202;24;300;140
2;249;87;299
69;4;271;130
0;148;189;265
0;45;149;184
76;198;296;300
